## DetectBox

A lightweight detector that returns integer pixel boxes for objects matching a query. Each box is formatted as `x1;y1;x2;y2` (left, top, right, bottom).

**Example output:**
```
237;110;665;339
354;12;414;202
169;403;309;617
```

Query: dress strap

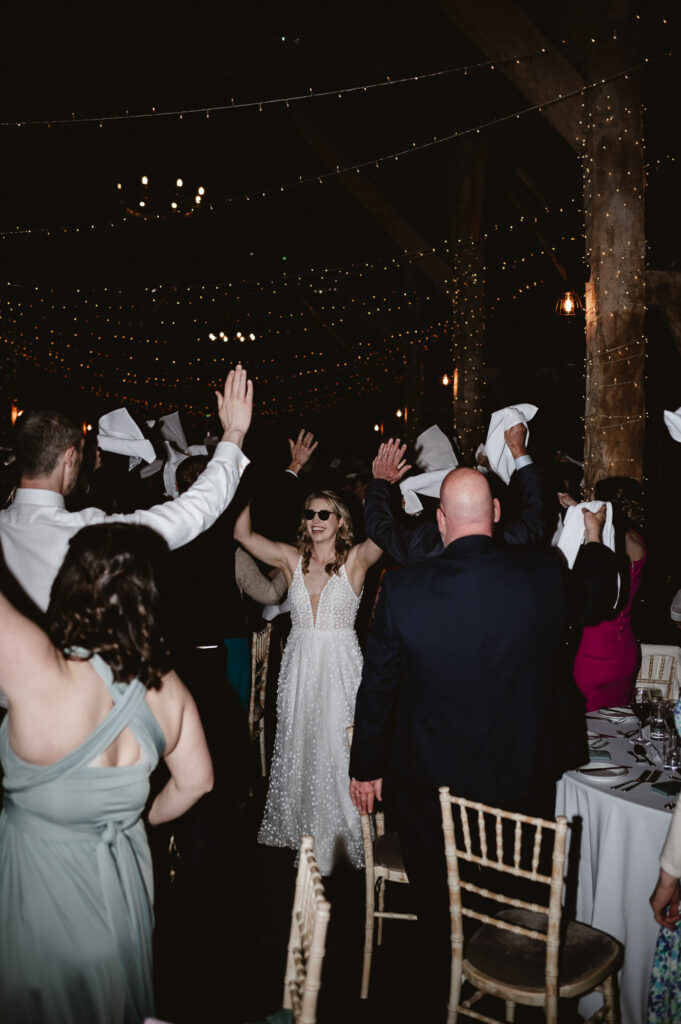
5;663;153;792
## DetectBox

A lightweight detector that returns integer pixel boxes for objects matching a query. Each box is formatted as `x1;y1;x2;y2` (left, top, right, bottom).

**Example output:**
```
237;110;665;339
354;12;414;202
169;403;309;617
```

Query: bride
234;490;382;874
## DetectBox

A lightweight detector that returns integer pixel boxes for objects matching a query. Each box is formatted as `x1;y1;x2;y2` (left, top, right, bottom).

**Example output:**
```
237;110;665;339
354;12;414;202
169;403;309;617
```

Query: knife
611;769;648;791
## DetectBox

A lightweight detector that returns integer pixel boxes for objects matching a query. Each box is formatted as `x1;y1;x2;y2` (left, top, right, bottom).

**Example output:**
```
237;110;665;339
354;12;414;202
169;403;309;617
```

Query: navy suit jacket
364;461;550;565
349;536;617;808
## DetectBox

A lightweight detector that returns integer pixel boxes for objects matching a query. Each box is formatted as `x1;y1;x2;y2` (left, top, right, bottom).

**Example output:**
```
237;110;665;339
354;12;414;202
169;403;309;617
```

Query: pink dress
573;547;646;712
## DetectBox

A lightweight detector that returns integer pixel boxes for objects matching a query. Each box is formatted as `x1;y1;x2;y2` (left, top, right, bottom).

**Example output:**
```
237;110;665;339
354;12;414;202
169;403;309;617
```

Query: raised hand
372;438;412;484
215;365;253;448
504;422;527;458
583;503;606;543
288;429;318;473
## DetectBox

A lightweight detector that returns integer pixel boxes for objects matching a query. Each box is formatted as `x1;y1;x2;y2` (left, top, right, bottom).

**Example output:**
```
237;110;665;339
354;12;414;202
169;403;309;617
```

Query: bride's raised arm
233;503;299;582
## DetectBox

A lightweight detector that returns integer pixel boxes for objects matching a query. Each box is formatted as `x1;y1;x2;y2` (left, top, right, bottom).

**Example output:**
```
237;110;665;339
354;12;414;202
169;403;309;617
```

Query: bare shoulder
625;529;646;563
144;669;188;752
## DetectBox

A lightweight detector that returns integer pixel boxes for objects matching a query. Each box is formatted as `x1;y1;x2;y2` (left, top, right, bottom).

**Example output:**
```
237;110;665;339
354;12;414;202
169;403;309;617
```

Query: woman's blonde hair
297;490;354;576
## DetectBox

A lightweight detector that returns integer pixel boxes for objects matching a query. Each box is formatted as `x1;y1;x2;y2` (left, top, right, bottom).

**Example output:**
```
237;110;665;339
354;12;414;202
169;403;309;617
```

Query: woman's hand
557;492;578;509
651;869;681;929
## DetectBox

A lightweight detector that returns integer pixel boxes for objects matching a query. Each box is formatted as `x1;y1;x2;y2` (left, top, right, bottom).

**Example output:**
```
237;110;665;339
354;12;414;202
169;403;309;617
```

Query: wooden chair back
249;622;271;776
282;836;331;1024
439;788;568;1016
637;643;681;700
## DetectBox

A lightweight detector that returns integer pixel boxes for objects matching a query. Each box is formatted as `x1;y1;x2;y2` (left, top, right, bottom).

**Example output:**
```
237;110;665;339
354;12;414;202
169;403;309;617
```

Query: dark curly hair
47;523;171;689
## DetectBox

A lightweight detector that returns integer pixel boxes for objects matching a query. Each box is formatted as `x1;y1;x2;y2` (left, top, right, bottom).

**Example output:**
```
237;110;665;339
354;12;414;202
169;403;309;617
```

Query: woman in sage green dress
0;523;213;1024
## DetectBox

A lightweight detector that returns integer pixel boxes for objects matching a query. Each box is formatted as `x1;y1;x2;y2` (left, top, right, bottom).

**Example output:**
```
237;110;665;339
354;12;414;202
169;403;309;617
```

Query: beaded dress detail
258;557;364;875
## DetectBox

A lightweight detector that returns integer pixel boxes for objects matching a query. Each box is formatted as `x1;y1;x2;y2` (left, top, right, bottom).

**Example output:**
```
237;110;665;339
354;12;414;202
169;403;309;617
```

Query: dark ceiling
1;2;679;455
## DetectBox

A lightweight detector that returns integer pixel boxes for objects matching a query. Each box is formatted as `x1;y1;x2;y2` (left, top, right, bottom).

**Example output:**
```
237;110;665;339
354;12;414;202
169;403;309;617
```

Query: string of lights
0;28;636;128
0;205;583;286
0;48;674;241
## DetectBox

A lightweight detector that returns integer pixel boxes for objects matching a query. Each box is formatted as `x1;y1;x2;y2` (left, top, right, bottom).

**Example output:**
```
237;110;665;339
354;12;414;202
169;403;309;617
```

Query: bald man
349;467;618;1018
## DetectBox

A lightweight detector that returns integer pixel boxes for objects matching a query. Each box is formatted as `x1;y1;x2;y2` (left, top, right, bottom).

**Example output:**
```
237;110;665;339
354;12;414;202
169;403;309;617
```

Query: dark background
0;3;679;487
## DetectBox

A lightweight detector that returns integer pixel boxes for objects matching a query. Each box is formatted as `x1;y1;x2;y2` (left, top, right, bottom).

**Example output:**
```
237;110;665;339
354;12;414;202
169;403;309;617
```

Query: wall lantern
556;288;583;317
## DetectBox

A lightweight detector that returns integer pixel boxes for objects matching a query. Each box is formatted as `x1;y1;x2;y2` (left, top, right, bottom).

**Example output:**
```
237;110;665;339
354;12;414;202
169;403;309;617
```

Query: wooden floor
151;782;583;1024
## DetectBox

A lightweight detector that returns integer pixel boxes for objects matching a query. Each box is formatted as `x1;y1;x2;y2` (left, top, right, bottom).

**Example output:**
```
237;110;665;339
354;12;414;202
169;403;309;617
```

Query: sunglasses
304;509;335;521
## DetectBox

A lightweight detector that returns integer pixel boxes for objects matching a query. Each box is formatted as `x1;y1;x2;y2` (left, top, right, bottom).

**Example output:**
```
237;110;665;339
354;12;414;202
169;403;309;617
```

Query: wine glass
631;686;652;744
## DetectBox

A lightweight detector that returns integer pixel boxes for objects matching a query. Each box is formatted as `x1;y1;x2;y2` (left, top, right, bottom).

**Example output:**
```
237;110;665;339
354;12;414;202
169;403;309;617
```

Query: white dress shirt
0;441;248;612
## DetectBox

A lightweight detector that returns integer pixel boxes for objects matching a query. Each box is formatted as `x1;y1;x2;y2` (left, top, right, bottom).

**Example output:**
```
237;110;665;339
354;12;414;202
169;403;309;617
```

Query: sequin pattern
258;557;364;875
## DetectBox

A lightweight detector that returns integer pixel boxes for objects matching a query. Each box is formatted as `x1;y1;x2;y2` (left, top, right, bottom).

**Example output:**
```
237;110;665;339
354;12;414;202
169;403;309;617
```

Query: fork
622;769;661;793
611;769;649;791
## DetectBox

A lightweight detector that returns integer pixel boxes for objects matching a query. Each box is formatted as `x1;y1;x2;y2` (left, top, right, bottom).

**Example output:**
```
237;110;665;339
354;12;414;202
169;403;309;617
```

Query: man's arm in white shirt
108;364;252;548
108;441;248;549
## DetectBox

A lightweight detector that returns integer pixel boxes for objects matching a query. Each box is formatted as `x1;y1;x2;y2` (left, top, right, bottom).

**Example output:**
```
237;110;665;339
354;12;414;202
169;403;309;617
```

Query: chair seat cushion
466;908;620;991
373;831;406;872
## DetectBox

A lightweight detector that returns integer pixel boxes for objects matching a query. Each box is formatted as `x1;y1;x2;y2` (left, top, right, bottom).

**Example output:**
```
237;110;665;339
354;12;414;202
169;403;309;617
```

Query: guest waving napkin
485;403;538;484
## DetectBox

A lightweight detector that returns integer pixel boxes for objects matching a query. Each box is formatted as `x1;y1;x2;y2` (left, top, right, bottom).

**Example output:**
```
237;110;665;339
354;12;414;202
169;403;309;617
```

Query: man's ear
436;507;445;535
64;446;78;467
493;497;501;524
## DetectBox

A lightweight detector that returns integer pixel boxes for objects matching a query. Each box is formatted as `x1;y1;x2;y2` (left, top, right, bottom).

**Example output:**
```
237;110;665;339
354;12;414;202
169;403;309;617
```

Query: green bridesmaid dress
0;654;166;1023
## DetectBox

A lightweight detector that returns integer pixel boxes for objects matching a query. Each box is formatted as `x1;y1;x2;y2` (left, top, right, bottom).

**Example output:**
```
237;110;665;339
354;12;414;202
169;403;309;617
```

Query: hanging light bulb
556;288;583;317
441;373;450;386
396;408;403;418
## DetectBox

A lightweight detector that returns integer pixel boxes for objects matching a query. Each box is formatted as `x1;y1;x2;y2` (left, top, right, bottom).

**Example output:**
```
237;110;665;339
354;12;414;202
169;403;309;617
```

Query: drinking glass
631;686;652;744
649;701;668;741
663;733;681;771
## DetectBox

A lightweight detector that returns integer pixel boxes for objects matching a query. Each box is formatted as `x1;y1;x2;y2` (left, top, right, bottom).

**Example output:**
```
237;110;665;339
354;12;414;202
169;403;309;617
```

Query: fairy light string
0;48;675;240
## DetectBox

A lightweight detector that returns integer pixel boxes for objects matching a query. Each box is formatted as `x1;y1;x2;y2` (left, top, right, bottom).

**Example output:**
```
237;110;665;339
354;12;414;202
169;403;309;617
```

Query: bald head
437;468;500;545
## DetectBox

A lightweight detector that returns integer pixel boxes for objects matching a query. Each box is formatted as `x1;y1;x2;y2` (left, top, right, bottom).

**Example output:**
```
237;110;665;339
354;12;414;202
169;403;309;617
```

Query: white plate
576;764;629;780
593;708;635;722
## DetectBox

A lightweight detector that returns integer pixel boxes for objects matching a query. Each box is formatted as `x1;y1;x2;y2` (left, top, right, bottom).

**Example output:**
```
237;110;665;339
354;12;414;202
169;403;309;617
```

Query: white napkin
159;411;188;450
262;595;291;621
400;469;451;515
163;442;209;499
664;407;681;443
554;501;615;568
158;412;208;498
485;404;538;484
399;425;458;515
139;458;163;479
97;409;156;470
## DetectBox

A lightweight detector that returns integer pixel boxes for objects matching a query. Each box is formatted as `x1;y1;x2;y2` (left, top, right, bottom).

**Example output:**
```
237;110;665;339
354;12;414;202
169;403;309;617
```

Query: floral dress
647;699;681;1023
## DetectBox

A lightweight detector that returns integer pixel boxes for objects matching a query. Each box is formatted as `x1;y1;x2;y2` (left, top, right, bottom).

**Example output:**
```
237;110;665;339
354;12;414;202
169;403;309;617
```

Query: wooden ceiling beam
436;0;585;151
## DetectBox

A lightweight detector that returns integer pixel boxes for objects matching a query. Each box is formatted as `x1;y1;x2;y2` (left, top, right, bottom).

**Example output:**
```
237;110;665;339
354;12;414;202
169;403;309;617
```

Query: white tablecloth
556;716;673;1024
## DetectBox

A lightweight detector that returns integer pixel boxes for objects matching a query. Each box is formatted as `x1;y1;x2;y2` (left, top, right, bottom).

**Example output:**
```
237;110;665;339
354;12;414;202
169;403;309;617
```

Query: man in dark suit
349;467;617;1017
363;426;552;563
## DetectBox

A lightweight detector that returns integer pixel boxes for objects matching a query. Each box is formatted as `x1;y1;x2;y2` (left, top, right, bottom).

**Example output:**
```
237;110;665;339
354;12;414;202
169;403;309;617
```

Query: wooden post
448;135;488;458
582;27;646;492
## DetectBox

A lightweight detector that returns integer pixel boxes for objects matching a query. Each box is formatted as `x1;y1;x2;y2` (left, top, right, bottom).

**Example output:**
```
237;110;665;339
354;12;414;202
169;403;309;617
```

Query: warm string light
0;28;641;128
0;49;675;240
0;218;582;293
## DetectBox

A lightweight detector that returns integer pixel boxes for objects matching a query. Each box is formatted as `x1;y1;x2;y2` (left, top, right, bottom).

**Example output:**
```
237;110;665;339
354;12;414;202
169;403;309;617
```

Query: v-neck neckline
300;558;335;627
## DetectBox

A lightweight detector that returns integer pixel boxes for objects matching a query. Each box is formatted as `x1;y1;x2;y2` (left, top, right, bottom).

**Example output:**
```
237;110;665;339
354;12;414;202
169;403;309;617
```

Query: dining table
555;708;676;1024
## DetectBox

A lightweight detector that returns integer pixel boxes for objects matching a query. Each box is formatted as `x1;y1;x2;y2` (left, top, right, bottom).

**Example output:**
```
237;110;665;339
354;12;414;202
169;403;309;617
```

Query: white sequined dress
258;557;364;875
